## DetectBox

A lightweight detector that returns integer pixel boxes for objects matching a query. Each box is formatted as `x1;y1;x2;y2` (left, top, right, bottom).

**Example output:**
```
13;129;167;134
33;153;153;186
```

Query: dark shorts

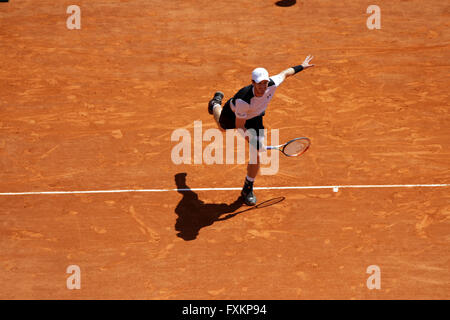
219;99;265;150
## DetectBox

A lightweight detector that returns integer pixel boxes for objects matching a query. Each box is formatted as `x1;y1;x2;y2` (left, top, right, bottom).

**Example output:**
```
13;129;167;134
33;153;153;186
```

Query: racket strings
283;139;309;156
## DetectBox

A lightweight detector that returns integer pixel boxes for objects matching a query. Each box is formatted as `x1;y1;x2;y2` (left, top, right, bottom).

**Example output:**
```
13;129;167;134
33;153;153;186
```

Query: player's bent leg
208;91;224;115
213;105;224;130
208;91;225;130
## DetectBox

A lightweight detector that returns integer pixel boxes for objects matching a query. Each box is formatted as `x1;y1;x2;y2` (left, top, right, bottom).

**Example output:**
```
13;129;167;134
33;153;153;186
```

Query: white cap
251;67;269;83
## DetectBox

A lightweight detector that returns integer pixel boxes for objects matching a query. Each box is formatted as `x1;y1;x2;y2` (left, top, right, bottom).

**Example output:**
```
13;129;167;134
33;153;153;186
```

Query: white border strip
0;184;448;196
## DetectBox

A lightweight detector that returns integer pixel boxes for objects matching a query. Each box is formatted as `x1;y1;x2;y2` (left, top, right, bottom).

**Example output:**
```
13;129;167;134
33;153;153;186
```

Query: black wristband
292;65;304;74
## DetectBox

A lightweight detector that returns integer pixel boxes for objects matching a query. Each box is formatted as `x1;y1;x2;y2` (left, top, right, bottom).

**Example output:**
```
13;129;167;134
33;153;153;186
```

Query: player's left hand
301;55;315;69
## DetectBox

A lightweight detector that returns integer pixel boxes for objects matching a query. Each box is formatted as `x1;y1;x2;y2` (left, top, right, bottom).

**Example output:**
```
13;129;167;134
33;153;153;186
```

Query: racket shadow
216;196;286;222
275;0;296;7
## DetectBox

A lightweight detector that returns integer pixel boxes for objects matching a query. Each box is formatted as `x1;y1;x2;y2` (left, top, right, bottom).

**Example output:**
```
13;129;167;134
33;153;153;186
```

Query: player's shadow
174;173;286;241
174;173;244;241
275;0;297;7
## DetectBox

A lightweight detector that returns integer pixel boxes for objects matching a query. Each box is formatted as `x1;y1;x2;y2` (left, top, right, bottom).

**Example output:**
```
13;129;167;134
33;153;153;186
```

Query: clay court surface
1;0;449;299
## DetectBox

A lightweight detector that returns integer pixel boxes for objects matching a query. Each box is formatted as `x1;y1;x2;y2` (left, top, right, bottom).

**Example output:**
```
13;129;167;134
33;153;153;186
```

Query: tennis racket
266;137;311;157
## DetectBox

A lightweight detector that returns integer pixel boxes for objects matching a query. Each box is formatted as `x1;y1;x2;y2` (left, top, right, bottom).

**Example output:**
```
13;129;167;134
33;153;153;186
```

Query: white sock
246;176;255;182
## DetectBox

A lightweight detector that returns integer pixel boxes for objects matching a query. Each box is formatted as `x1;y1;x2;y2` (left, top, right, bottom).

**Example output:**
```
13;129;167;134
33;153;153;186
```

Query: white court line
0;184;448;196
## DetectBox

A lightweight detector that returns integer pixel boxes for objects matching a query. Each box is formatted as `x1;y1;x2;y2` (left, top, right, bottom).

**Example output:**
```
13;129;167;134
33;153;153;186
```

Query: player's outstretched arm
276;55;315;81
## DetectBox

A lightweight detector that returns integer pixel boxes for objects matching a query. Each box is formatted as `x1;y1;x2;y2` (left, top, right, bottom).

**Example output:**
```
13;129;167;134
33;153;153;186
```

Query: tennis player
207;55;315;205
